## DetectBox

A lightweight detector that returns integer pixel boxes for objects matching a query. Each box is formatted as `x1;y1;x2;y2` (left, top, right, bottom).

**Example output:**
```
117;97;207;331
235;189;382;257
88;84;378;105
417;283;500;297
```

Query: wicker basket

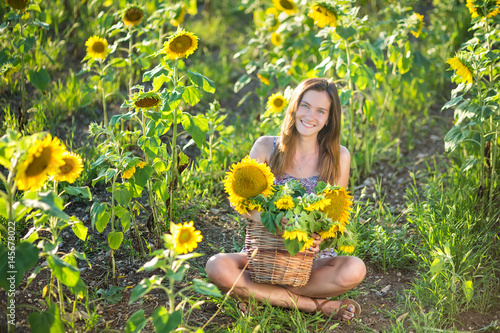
245;221;315;287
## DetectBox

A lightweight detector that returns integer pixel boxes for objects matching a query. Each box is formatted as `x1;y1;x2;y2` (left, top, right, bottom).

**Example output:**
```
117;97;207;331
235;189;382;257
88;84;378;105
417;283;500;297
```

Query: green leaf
115;206;131;232
138;136;161;159
108;232;124;250
28;67;50;90
460;156;478;173
109;57;128;68
110;111;136;127
182;85;202;106
444;126;470;152
192;278;222;297
124;310;148;333
153;74;171;91
96;285;125;304
152;308;182;333
352;64;374;91
129;276;163;304
188;70;215;93
442;95;464;110
166;265;188;282
0;242;39;291
47;254;80;287
462;280;474;302
21;191;68;221
133;165;153;188
261;211;278;235
28;303;65;333
234;74;251;93
181;113;208;148
71;218;88;241
114;185;131;206
283;238;302;257
336;26;357;40
429;258;445;274
63;185;92;200
19;36;36;53
143;63;169;82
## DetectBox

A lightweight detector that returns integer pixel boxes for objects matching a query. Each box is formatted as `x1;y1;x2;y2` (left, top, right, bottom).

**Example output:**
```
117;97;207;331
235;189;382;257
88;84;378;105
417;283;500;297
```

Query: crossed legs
205;252;366;320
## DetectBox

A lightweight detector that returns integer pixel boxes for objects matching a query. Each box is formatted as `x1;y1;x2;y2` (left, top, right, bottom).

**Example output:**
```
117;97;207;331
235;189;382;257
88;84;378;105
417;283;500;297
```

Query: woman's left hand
308;232;324;252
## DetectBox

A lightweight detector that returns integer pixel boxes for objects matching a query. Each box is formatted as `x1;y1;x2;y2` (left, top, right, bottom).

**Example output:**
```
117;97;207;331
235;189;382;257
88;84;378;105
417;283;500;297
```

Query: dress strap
272;137;277;153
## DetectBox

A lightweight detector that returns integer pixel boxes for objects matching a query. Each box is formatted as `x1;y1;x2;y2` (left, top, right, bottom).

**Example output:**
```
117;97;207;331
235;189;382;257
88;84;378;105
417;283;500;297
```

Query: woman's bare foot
312;298;361;321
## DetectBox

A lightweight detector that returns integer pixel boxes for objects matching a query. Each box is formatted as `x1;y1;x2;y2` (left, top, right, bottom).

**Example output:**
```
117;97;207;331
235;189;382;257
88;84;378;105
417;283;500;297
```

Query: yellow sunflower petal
85;36;109;60
320;187;353;225
273;0;298;15
224;156;275;201
308;2;338;28
275;195;295;210
266;93;287;114
447;57;473;85
163;30;199;60
54;151;83;183
15;134;66;191
171;221;203;254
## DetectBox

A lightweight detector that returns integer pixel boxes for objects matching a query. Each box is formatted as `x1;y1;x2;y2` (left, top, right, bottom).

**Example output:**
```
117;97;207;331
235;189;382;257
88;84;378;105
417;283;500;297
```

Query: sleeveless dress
242;137;337;260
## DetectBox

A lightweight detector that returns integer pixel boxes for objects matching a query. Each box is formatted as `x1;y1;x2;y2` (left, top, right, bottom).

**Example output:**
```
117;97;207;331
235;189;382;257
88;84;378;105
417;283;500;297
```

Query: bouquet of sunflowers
224;156;356;256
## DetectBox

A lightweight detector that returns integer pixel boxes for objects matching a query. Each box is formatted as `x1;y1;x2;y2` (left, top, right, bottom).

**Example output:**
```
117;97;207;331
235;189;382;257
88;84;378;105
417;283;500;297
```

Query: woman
205;78;366;321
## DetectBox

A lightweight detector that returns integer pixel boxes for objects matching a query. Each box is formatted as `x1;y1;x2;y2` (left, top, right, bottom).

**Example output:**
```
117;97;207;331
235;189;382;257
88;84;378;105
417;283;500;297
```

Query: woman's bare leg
205;253;366;320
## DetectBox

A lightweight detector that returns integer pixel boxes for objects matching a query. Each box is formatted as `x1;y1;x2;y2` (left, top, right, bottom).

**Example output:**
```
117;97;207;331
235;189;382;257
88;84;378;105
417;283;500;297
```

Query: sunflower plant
224;157;356;256
125;221;221;332
0;130;91;333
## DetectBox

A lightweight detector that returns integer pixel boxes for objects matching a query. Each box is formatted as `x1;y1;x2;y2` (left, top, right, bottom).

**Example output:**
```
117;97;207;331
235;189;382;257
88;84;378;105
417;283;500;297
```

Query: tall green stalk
169;66;179;223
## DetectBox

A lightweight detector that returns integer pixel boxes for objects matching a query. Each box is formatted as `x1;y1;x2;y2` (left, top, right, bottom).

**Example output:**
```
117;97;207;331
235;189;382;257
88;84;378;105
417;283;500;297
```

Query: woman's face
294;89;331;138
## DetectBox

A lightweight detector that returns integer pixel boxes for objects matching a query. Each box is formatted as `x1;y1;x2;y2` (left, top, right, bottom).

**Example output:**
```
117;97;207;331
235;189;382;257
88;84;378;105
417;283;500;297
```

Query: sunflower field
0;0;499;332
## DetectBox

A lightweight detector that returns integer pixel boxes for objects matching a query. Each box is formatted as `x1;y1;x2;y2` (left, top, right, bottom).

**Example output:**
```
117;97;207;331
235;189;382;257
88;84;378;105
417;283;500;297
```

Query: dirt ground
1;107;499;333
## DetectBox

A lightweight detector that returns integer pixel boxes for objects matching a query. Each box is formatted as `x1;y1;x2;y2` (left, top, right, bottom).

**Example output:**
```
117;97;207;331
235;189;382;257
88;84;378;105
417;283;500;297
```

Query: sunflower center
273;99;284;107
232;166;268;198
25;146;51;177
170;35;193;53
280;0;294;10
135;97;161;108
92;41;105;53
178;229;192;243
125;8;143;22
324;194;346;221
59;158;74;175
7;0;28;10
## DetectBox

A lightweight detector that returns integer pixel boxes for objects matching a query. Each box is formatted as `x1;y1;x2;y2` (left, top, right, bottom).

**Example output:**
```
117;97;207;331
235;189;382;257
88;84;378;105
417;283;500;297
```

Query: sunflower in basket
223;156;275;214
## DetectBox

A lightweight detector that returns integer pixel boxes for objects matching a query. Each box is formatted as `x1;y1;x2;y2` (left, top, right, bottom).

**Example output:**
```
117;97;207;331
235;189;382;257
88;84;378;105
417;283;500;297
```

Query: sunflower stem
345;39;357;191
20;18;26;132
129;202;146;258
169;66;179;223
100;63;108;127
110;173;117;282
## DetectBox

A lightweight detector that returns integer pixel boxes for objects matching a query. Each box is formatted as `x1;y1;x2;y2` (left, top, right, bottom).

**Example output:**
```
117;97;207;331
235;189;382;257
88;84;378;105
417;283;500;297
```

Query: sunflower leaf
124;309;148;333
28;67;50;90
188;70;215;93
192;279;222;297
28;303;65;333
108;232;124;250
180;113;208;148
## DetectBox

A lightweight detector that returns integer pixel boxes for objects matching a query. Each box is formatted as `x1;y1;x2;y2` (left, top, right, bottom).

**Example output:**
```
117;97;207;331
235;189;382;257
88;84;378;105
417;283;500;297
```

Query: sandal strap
312;298;332;314
336;299;351;320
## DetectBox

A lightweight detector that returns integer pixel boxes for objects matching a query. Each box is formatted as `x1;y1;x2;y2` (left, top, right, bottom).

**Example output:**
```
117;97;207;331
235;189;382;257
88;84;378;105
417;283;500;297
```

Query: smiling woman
206;78;365;321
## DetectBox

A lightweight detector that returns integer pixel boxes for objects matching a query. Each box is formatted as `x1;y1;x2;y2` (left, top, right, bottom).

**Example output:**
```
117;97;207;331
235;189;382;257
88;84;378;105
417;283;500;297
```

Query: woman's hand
308;232;324;253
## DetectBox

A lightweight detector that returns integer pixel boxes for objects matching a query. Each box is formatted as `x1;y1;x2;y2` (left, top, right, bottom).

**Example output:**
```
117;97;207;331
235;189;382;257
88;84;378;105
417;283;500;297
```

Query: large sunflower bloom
171;221;203;254
224;156;275;203
466;0;500;18
320;187;353;225
275;195;295;210
123;5;144;27
447;57;473;85
85;36;109;60
266;93;287;114
7;0;29;10
54;151;83;183
273;0;298;15
308;2;338;28
163;30;198;60
410;13;424;38
15;134;66;191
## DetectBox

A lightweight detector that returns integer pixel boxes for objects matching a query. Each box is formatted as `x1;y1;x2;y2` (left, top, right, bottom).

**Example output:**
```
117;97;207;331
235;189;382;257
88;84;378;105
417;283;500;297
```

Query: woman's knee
205;253;241;290
338;257;366;288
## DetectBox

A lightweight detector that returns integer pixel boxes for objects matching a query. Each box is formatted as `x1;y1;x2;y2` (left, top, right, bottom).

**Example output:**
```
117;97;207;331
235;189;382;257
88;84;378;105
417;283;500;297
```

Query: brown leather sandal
312;298;361;321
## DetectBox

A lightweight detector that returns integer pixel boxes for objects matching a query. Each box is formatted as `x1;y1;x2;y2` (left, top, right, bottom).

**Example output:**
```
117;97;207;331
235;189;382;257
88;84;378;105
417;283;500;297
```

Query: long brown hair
269;78;342;185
